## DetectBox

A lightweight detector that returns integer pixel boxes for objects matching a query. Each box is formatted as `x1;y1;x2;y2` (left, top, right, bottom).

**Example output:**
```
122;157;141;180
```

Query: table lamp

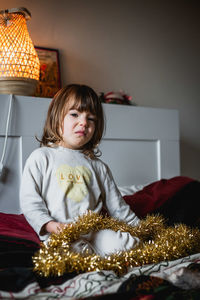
0;7;40;96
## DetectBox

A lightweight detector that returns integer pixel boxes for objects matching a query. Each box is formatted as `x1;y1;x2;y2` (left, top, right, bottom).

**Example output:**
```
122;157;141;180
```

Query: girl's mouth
75;131;86;136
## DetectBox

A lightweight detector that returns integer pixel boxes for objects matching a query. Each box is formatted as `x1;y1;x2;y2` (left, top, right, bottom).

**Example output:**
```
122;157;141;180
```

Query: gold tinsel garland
33;211;200;277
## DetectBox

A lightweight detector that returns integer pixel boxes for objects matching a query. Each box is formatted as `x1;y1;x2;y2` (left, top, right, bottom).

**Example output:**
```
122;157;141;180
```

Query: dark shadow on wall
180;139;200;181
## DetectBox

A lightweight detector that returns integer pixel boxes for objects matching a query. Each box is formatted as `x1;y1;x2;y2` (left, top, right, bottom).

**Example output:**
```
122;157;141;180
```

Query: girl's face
59;108;96;150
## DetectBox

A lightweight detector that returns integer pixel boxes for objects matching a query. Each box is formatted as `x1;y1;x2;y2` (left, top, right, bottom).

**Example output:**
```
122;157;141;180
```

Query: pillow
123;176;195;218
118;184;147;197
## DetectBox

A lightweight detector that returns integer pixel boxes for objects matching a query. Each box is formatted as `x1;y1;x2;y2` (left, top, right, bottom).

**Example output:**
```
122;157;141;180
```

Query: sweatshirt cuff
130;216;140;227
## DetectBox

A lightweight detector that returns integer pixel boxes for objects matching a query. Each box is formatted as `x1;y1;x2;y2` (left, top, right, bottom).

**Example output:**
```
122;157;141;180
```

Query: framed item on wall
34;46;61;98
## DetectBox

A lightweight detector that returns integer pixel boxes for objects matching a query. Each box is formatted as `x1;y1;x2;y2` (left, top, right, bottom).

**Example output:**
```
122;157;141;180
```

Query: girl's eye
70;113;78;117
88;116;96;122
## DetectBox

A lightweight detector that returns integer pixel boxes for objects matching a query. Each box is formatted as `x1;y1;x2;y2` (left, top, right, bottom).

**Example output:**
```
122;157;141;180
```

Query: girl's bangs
68;95;97;114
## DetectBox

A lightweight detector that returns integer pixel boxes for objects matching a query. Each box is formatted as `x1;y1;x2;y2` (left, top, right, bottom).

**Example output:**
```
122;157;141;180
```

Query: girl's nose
79;117;88;127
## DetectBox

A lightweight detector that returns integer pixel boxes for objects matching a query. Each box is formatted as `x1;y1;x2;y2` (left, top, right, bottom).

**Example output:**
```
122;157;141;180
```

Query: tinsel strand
33;211;200;277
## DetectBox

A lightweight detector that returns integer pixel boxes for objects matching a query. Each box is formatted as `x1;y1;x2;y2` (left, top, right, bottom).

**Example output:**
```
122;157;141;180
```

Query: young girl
20;84;140;245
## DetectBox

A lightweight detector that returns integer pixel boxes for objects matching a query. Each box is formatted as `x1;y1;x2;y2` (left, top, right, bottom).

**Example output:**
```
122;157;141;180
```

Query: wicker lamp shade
0;7;40;95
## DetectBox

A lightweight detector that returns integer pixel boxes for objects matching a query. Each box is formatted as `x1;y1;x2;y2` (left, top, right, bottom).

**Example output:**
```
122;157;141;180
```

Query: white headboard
0;94;180;214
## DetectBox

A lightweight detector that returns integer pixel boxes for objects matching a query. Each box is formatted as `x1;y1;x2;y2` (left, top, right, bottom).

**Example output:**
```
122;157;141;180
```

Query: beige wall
1;0;200;180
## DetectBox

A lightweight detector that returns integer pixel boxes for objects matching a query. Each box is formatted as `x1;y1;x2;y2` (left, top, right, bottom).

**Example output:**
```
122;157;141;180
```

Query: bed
0;94;200;299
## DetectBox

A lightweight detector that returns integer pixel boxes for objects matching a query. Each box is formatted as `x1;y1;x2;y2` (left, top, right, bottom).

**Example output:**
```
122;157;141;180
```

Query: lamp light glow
0;7;40;95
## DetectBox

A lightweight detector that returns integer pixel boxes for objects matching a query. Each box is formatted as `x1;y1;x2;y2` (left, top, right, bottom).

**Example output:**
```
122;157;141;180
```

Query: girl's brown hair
39;84;105;159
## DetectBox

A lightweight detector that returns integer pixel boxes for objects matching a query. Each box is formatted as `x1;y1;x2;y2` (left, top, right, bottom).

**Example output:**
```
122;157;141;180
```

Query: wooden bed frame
0;94;180;214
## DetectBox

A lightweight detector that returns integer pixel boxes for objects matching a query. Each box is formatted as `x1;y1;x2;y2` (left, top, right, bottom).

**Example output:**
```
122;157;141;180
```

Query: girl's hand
44;220;66;234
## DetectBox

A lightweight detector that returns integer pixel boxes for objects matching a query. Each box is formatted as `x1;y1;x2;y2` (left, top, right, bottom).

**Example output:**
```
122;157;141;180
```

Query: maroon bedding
0;212;40;244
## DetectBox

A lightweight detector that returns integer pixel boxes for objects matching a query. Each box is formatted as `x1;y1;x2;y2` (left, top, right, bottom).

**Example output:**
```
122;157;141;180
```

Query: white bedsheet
1;253;200;299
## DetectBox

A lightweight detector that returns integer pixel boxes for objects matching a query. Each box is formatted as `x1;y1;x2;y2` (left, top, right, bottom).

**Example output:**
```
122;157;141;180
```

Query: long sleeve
20;151;53;238
102;165;140;226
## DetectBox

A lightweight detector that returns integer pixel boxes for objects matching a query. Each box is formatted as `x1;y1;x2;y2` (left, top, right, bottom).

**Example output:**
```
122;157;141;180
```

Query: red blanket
0;212;40;244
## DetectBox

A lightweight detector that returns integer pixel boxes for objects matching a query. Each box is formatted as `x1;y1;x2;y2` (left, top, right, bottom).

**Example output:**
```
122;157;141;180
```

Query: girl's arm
102;166;140;226
20;151;54;239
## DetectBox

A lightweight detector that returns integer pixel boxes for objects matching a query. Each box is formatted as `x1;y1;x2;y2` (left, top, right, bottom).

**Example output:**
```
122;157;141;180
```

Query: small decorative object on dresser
100;90;135;105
